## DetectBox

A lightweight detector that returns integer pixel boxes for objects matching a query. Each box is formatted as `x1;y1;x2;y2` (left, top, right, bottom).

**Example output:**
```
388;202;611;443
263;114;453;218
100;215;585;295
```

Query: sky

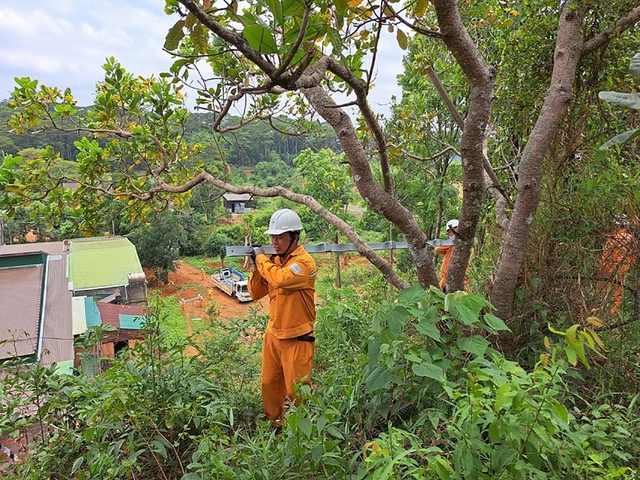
0;0;404;117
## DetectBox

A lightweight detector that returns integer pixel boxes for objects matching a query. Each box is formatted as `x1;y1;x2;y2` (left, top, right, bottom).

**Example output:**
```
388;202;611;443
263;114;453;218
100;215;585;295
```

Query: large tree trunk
489;3;585;321
431;0;495;292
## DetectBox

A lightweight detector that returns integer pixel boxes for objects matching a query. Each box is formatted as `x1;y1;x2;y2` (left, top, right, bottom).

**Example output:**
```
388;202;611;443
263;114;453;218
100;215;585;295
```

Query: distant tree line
0;99;338;167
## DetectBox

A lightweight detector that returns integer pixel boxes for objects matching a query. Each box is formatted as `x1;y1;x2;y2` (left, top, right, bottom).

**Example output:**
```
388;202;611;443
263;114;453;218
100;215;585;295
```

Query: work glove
250;245;264;262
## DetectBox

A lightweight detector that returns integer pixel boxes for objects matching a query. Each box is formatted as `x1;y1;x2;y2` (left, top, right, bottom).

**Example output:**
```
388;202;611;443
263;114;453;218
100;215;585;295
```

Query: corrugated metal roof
0;241;65;255
68;237;143;290
0;264;43;360
95;302;146;329
0;243;74;367
84;297;101;328
39;254;74;366
223;193;253;202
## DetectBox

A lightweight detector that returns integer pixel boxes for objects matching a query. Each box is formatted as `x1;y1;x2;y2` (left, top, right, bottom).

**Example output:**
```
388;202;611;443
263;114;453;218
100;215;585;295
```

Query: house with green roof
67;236;147;304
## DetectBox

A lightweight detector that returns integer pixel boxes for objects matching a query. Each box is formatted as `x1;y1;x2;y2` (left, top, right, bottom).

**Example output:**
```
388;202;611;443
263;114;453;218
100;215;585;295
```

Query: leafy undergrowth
1;286;639;479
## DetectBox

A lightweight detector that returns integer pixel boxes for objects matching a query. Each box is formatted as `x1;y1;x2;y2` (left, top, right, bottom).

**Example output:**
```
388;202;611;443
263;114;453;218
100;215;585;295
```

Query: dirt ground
148;261;270;355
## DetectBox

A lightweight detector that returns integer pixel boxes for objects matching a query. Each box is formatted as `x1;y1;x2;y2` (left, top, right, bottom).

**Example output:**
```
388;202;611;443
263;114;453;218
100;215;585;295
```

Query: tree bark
302;86;440;288
431;0;495;292
489;2;585;320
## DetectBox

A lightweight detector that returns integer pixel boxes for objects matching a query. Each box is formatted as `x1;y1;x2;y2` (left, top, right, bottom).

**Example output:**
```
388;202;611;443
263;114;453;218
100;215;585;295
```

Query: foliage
599;52;640;149
202;224;245;263
2;278;639;479
127;211;187;283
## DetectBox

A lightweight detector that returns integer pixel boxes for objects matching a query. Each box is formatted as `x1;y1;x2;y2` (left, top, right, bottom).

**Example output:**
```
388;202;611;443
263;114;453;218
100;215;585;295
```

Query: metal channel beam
225;239;453;257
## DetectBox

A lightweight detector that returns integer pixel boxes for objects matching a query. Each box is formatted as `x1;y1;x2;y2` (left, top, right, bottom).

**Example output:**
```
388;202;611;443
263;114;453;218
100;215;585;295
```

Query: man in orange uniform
598;218;637;315
248;209;317;427
434;219;470;292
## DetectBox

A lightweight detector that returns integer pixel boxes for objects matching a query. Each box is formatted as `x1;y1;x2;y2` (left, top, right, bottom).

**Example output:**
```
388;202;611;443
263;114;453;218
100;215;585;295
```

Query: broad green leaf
488;420;501;443
367;337;381;367
600;128;640;150
491;446;517;474
483;313;511;333
243;25;278;54
494;384;517;411
451;303;478;326
396;29;408;50
265;0;284;24
283;0;305;16
298;417;313;438
599;91;640;109
404;351;422;363
565;324;579;349
416;318;441;341
398;285;426;304
365;366;395;393
412;362;443;380
565;346;577;366
164;20;185;51
550;400;569;424
387;306;409;335
150;438;168;459
457;335;490;357
430;456;453;480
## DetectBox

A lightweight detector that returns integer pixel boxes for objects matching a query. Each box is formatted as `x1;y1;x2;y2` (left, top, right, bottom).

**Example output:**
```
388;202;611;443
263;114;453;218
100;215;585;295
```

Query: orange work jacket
599;228;637;278
248;245;317;339
434;243;472;291
434;244;454;291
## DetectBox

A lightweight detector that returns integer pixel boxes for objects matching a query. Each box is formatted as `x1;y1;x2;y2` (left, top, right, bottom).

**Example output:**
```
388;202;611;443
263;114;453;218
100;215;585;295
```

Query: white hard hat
264;209;303;235
446;219;459;231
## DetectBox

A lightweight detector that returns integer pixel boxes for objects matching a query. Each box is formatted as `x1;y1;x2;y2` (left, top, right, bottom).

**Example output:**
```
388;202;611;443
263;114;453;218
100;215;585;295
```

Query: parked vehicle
211;267;252;302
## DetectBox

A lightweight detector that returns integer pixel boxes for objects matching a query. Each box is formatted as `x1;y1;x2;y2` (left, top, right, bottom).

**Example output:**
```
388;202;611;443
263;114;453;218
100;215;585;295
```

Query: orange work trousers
261;330;314;422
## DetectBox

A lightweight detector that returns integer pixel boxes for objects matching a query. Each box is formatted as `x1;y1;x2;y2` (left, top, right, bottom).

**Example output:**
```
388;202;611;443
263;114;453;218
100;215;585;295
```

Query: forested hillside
0;100;338;167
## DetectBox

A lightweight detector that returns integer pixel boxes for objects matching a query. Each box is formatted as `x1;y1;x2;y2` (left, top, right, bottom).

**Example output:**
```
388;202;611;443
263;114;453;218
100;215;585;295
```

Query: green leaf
456;304;480;326
550;400;569;424
457;335;490;357
150;438;168;459
483;313;511;333
565;346;577;366
494;384;517;411
412;362;443;380
298;417;313;438
416;318;441;341
598;91;640;109
71;456;85;475
398;285;426;304
491;446;517;474
367;338;381;367
387;306;409;335
164;20;185;51
430;456;453;480
265;0;284;24
243;25;278;54
600;128;640;150
365;366;395;393
283;0;305;16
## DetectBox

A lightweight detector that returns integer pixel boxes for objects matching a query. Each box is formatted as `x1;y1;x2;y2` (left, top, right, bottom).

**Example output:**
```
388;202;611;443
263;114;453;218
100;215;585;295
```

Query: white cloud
0;0;176;103
0;0;403;116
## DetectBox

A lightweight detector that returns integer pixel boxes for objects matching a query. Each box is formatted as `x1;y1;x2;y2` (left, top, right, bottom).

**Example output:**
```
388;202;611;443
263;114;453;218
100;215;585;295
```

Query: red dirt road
149;261;270;355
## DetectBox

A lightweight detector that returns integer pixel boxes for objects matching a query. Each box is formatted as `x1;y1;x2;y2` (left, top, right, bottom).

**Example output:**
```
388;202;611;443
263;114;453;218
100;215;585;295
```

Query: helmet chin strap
279;232;298;260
